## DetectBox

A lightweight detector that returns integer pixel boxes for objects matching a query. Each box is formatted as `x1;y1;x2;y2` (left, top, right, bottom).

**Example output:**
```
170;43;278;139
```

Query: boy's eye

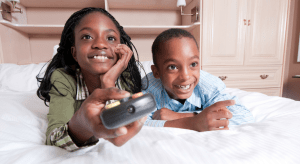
82;35;92;40
107;36;116;41
190;62;198;67
168;65;177;70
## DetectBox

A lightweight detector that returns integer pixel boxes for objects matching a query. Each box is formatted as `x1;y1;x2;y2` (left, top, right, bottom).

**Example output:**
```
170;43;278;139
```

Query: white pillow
140;60;153;78
53;45;59;57
0;63;47;92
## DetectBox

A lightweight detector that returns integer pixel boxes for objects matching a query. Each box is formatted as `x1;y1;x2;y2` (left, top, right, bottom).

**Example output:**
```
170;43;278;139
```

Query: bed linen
0;61;300;164
0;88;299;164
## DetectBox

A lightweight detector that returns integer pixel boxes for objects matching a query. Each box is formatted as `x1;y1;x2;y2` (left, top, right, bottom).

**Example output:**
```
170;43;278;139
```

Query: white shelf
0;20;200;35
20;0;105;8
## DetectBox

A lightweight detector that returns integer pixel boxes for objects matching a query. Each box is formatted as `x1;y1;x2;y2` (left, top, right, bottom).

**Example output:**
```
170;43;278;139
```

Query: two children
38;7;254;152
37;8;146;151
142;29;254;131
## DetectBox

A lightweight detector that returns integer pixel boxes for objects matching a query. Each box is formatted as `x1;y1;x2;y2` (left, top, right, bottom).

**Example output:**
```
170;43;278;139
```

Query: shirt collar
162;84;202;109
76;69;89;100
75;69;124;101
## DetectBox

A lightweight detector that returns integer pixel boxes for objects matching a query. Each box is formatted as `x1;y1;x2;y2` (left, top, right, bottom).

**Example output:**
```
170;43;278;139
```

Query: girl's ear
71;46;77;62
151;65;160;79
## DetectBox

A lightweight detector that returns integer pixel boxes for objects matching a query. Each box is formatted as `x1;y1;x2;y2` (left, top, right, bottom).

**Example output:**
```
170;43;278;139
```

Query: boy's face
72;12;120;76
151;37;200;100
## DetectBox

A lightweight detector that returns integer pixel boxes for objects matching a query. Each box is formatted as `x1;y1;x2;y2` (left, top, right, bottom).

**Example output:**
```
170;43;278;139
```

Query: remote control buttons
105;101;120;109
127;106;135;113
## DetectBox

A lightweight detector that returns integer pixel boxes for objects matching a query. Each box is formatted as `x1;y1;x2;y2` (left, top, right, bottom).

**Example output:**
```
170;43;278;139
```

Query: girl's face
72;12;121;76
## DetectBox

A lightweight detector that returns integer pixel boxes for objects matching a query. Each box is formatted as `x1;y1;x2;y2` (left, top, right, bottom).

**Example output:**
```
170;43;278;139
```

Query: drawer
241;88;281;97
202;65;282;89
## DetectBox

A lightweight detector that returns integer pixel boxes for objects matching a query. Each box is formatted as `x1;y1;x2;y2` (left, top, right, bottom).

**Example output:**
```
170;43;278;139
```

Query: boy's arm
144;109;167;127
152;108;194;120
200;71;255;126
164;100;234;131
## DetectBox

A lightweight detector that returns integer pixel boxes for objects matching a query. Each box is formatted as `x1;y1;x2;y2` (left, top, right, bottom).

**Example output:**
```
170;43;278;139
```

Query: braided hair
37;7;142;106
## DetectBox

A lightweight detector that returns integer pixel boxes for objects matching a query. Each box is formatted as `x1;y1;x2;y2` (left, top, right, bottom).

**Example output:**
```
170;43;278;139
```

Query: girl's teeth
93;56;108;59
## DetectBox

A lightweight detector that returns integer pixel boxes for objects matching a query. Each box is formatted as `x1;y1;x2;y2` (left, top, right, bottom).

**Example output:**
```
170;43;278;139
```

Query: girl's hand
100;44;133;89
68;87;146;147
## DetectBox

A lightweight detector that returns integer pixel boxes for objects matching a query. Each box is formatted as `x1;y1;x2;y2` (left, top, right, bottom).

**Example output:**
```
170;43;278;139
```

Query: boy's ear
151;65;160;79
71;46;77;62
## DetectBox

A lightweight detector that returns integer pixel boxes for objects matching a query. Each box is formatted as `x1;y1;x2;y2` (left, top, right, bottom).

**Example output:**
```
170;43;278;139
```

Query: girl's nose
92;37;108;49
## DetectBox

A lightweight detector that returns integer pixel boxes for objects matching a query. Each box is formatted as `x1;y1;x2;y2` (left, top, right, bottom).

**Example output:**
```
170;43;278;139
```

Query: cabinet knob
248;20;251;26
218;76;227;81
260;74;269;79
244;19;247;25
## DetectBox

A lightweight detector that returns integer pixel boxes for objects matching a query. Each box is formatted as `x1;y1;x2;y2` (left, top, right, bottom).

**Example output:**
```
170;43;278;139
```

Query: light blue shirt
142;70;255;127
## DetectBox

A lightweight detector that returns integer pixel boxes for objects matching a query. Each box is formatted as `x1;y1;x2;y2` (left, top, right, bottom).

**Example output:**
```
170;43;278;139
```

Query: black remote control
100;93;156;129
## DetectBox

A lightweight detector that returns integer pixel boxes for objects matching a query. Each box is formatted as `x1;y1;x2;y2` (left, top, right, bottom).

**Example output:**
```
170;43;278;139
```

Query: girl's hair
37;7;142;106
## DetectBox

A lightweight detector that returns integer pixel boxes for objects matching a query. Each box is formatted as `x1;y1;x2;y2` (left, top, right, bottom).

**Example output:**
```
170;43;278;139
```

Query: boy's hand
100;44;133;89
153;108;194;121
192;100;234;131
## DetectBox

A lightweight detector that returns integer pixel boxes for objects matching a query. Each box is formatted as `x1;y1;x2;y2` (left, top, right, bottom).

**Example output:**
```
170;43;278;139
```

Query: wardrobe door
244;0;289;65
202;0;247;66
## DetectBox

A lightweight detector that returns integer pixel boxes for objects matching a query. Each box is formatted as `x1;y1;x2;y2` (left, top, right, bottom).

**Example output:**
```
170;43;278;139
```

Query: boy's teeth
178;84;191;90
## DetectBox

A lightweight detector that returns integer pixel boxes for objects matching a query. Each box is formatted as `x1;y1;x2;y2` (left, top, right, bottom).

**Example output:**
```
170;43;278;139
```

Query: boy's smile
151;37;200;101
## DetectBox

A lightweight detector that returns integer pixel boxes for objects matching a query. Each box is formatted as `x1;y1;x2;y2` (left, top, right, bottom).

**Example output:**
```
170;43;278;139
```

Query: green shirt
46;68;134;151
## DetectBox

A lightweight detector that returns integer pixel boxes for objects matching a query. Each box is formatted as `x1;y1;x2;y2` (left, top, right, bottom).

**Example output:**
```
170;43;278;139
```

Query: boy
142;29;254;131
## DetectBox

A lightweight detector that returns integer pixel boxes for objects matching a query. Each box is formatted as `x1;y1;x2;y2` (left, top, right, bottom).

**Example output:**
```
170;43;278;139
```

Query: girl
37;7;146;152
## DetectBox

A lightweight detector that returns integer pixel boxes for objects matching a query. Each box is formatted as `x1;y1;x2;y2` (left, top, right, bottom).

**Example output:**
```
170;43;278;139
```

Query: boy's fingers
214;126;229;130
209;100;235;112
215;110;232;119
215;119;230;128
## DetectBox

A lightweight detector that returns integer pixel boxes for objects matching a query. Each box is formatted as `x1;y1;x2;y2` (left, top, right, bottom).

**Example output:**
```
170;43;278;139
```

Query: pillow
0;62;47;92
53;45;59;57
140;60;153;78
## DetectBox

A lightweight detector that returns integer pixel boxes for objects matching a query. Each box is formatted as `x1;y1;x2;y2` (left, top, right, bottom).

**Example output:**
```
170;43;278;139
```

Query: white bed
0;62;300;164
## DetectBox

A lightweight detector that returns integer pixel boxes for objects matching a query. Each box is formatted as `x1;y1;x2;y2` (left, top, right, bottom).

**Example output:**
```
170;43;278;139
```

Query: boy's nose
179;68;190;81
92;37;108;49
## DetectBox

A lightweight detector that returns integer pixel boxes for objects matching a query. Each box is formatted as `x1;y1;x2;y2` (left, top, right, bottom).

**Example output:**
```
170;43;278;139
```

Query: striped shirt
142;71;255;127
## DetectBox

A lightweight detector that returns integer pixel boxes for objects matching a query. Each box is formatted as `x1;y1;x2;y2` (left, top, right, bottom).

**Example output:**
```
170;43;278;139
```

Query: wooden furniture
0;0;200;64
201;0;290;96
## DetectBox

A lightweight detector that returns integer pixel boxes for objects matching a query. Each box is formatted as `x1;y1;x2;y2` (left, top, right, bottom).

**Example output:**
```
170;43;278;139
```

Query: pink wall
282;0;300;101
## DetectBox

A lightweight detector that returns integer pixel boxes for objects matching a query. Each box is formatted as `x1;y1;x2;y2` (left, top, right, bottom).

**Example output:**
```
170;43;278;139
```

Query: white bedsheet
0;88;299;164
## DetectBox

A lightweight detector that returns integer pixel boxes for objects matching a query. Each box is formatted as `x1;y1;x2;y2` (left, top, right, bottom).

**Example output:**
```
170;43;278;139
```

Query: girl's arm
100;44;133;89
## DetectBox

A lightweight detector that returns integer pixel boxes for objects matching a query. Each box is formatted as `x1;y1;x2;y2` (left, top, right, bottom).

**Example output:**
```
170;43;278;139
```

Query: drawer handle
218;76;227;81
260;74;269;79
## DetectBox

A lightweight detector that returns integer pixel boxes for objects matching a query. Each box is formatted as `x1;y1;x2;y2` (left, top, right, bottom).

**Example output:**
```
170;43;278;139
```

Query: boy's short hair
151;28;199;66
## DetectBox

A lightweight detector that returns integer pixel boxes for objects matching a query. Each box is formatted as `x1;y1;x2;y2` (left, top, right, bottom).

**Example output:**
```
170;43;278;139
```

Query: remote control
100;93;156;129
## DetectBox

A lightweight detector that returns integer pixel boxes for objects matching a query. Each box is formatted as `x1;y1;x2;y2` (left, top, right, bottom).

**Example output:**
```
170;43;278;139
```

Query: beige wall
282;0;300;101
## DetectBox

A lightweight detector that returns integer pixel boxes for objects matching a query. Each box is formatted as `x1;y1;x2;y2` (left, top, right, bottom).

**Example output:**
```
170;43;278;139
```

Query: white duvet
0;88;299;164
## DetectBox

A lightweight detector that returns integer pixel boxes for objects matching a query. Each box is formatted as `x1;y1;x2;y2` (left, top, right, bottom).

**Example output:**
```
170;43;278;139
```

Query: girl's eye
190;62;198;67
82;35;92;40
168;65;177;70
107;36;116;41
